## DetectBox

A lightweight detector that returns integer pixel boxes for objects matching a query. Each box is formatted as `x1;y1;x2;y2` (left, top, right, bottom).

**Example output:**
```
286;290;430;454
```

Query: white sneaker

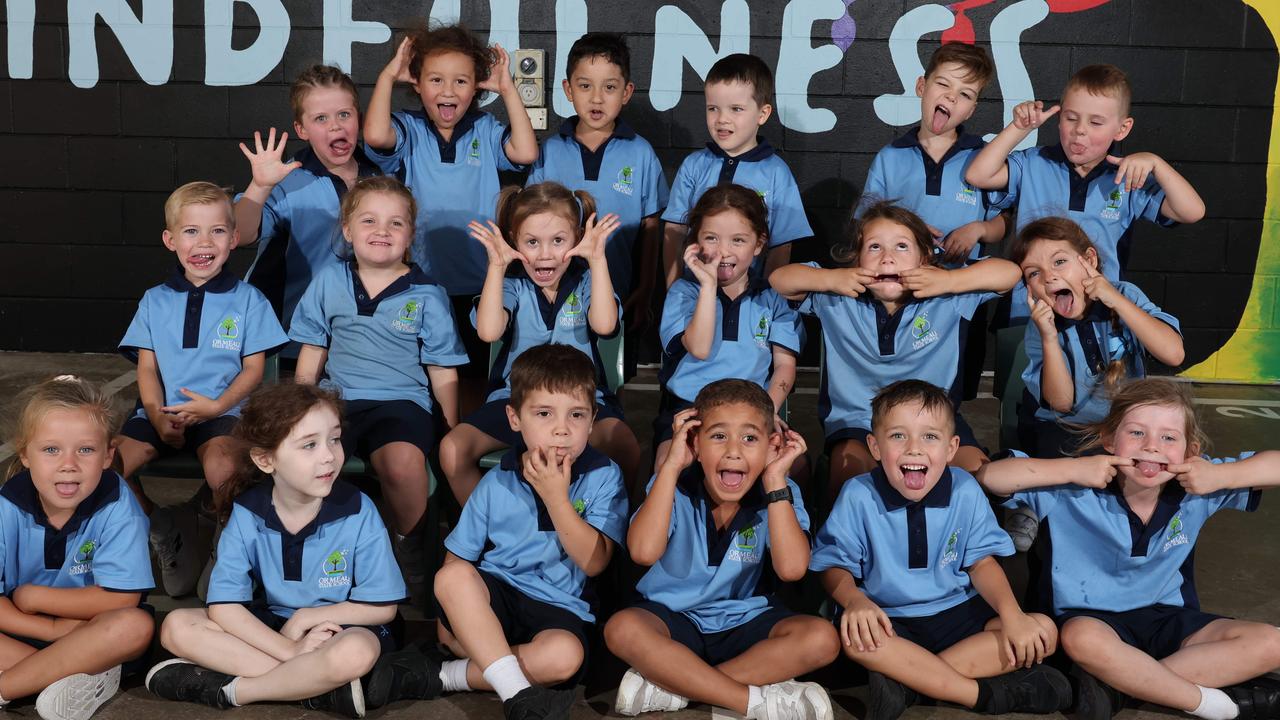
36;665;121;720
757;681;833;720
615;668;689;716
1004;506;1040;553
149;504;204;597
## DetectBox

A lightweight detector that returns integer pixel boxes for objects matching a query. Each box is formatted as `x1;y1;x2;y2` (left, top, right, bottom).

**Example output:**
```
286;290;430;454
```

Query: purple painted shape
832;0;857;52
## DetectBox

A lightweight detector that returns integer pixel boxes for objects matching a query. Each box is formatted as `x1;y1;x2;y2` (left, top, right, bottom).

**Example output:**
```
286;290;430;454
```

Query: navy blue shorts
251;605;401;655
1057;605;1226;660
439;569;589;687
824;411;982;456
121;412;238;455
450;294;488;381
343;399;436;461
651;391;694;447
630;600;795;667
462;395;625;447
887;594;997;655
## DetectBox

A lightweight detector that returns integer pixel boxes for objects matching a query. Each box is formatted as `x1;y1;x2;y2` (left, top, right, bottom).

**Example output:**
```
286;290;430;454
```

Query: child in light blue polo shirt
812;379;1068;720
117;181;288;598
654;184;801;467
233;65;382;359
605;380;838;720
528;32;668;306
770;201;1020;501
661;53;810;286
0;376;155;720
978;378;1280;720
147;383;406;718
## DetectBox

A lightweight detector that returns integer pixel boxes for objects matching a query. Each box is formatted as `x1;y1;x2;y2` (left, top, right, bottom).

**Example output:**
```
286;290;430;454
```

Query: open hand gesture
382;36;416;84
479;43;514;94
840;594;894;652
239;128;301;191
469;220;519;268
1106;152;1159;193
683;244;720;287
763;429;806;487
567;212;620;266
661;409;701;475
941;221;986;264
1012;100;1060;131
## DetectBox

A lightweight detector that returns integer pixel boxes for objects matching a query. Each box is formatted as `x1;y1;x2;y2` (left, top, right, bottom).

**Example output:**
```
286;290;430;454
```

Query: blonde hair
164;181;234;232
338;176;418;265
4;376;119;479
1075;378;1206;457
290;65;359;123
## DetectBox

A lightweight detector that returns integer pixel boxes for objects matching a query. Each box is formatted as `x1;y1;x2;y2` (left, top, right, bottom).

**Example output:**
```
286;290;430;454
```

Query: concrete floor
0;351;1278;719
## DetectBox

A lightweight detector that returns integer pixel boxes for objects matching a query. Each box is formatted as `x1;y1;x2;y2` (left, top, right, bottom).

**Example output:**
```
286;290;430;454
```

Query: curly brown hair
403;23;495;110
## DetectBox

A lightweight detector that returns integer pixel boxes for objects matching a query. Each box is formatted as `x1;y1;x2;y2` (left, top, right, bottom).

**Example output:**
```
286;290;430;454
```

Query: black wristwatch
764;487;793;505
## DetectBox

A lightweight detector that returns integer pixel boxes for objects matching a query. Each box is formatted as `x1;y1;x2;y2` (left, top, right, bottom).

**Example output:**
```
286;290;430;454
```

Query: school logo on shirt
613;166;635;196
69;539;96;576
726;525;762;564
1161;513;1189;553
954;185;978;206
212;314;243;351
753;314;769;348
559;291;586;328
318;549;352;588
910;312;938;350
392;299;421;333
467;138;482;166
754;188;769;207
1101;187;1123;221
572;498;587;516
940;529;960;567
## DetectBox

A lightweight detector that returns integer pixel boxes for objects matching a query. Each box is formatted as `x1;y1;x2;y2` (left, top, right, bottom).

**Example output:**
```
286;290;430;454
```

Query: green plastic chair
993;326;1030;453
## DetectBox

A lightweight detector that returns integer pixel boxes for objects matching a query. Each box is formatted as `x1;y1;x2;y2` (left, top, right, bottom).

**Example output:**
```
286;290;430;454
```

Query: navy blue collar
1;469;121;533
422;109;483;163
235;479;362;540
348;261;431;316
676;465;767;567
871;466;954;510
1054;298;1111;332
163;265;238;294
296;145;380;181
1104;480;1186;557
704;136;776;162
890;125;983;152
500;444;611;531
558;116;637;142
521;259;589;329
1041;143;1118;177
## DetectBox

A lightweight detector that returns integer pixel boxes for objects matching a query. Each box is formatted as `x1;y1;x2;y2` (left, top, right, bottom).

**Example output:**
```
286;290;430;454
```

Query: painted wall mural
0;0;1276;382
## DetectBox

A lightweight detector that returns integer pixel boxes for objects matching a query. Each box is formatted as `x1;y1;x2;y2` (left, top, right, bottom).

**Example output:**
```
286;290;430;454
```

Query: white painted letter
481;0;522;106
323;0;390;73
552;0;588;119
650;0;751;112
988;0;1049;149
6;0;35;79
873;4;952;127
776;0;845;133
67;0;173;88
205;0;290;86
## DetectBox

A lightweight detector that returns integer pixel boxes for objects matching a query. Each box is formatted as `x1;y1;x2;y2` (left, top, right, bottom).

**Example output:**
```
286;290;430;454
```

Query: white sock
1190;686;1239;720
481;655;531;702
745;685;765;718
221;677;241;707
440;659;471;693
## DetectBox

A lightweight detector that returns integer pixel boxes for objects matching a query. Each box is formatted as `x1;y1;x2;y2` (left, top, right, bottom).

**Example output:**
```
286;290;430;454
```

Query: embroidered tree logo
911;314;931;339
572;499;586;516
736;526;758;550
218;316;239;339
945;530;958;556
75;540;96;564
564;291;582;316
323;550;347;576
754;314;769;340
470;138;481;157
399;300;420;322
1168;516;1183;539
619;166;634;185
1107;188;1123;209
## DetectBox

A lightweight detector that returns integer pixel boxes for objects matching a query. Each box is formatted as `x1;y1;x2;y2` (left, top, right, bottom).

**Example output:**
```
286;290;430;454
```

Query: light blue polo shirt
796;263;997;437
120;269;289;420
364;109;522;296
289;261;468;412
528;118;669;297
659;278;802;402
444;446;627;622
0;471;152;594
1022;281;1179;425
207;480;407;618
474;262;619;404
1002;453;1259;615
243;146;381;354
810;467;1013;618
634;468;809;634
662;138;812;255
859;127;996;263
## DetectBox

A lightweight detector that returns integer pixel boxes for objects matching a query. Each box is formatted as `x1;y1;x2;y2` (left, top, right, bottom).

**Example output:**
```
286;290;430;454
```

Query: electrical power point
527;107;547;131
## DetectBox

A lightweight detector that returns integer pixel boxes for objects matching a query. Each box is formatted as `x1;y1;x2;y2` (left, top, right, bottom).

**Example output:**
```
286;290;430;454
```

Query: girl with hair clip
439;181;642;501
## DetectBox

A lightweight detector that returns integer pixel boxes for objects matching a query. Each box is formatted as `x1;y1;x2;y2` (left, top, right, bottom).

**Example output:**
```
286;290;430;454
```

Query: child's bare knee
103;607;155;657
803;620;842;666
603;611;644;653
536;633;584;683
159;609;204;655
433;560;478;605
324;631;381;681
1059;618;1107;660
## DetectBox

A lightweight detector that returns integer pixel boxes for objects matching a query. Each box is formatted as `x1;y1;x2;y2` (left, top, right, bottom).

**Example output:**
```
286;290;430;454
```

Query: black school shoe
1227;677;1280;720
867;670;921;720
982;665;1073;715
503;685;578;720
301;679;365;718
144;659;233;709
1070;665;1126;720
364;643;445;708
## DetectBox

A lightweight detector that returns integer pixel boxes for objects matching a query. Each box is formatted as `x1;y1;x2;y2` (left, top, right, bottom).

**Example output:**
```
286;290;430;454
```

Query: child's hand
1011;100;1059;131
239;128;301;193
998;612;1051;668
150;414;186;449
840;594;894;652
828;268;877;299
294;622;342;656
161;388;224;426
763;429;806;489
1106;152;1162;193
381;36;416;84
925;223;944;246
523;446;573;504
567;212;620;267
661;409;701;475
1026;286;1057;338
1067;454;1132;489
478;43;514;94
941;221;986;264
683;244;720;288
469;220;519;268
1077;255;1121;308
899;265;953;298
1169;456;1229;495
